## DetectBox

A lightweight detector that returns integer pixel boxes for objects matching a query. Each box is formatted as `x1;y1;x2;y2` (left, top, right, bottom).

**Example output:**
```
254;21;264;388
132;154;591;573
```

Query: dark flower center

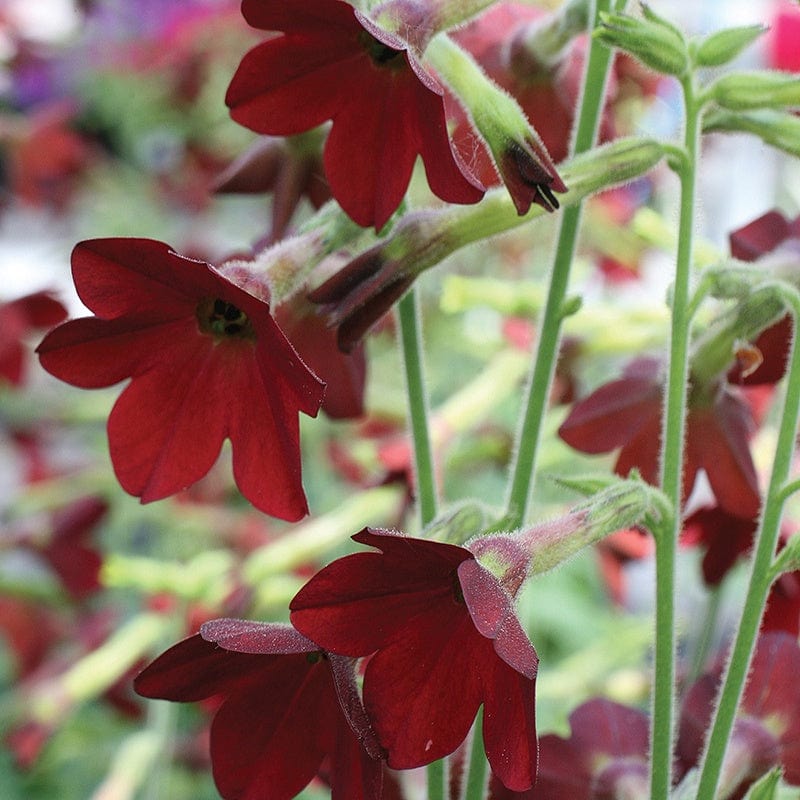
196;297;256;340
358;31;404;68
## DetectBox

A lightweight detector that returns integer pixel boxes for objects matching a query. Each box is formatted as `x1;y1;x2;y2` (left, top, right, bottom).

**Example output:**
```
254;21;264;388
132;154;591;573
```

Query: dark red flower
0;290;67;386
134;619;383;800
679;632;800;797
213;134;331;244
225;0;484;230
290;527;539;792
488;698;650;800
558;357;760;519
37;238;324;521
727;210;800;386
7;496;108;599
275;293;366;420
681;505;757;587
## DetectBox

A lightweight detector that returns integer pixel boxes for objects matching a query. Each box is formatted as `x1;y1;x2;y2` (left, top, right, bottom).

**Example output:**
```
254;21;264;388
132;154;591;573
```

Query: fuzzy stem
398;289;438;527
427;758;446;800
649;73;700;800
504;0;617;528
463;707;488;800
694;288;800;799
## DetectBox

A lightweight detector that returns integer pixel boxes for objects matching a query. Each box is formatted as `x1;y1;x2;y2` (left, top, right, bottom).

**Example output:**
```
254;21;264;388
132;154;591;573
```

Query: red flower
727;210;800;386
679;632;800;797
37;238;324;521
134;619;383;800
7;496;108;599
558;357;760;519
488;698;650;800
290;527;539;792
681;506;757;587
275;293;366;420
0;290;67;386
225;0;484;230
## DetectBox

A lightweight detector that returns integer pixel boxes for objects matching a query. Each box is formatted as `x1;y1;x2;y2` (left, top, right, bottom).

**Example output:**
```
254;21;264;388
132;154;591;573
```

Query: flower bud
425;32;567;215
695;24;768;68
703;108;800;159
709;71;800;111
594;10;688;77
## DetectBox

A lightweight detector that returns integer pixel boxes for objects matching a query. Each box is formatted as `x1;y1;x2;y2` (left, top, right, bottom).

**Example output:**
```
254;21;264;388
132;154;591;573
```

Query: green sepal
708;70;800;111
423;500;498;545
742;767;782;800
694;24;767;67
703;107;800;160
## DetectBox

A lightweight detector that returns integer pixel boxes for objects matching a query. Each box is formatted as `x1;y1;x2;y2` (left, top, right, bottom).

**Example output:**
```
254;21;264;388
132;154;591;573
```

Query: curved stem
504;0;617;529
650;73;700;800
397;289;438;527
694;290;800;799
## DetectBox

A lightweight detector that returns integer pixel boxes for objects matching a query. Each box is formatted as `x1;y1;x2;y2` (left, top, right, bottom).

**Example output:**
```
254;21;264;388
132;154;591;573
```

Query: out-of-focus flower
487;698;650;799
225;0;484;229
135;619;384;800
0;290;67;386
290;527;538;792
679;632;800;798
558;357;760;519
769;1;800;72
37;238;324;521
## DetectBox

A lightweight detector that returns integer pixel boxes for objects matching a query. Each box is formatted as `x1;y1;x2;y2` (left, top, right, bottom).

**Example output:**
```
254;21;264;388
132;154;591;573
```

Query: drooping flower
679;632;800;797
225;0;484;230
488;698;650;800
558;357;760;519
0;290;67;386
134;619;384;800
290;527;539;792
37;238;324;521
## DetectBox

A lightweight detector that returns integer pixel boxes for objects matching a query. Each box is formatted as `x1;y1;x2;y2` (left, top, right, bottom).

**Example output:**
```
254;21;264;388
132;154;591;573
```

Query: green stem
463;707;488;800
427;758;446;800
650;73;700;800
397;289;438;527
504;0;617;528
695;289;800;799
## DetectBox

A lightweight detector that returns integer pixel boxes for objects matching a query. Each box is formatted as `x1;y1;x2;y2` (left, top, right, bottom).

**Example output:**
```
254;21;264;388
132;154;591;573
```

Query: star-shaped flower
134;619;383;800
37;238;324;520
225;0;484;230
290;527;539;792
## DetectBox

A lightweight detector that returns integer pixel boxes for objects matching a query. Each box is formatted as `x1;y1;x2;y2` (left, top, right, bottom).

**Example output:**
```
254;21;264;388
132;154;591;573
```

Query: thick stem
397;289;438;527
694;289;800;799
504;0;617;529
463;707;488;800
650;74;700;800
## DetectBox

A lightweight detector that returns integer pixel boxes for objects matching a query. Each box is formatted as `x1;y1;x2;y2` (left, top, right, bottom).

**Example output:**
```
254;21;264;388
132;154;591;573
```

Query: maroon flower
489;698;650;800
681;506;758;587
558;357;760;519
727;210;800;386
134;619;383;800
37;238;324;521
225;0;484;230
679;632;800;797
213;134;331;244
0;290;67;386
275;293;366;420
6;496;108;599
290;528;539;792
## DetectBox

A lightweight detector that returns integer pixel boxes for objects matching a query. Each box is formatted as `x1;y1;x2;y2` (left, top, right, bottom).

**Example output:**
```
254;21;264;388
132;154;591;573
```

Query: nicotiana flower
37;238;324;521
488;698;650;799
558;356;760;520
225;0;484;230
0;290;67;386
134;619;384;800
290;527;539;792
679;632;800;798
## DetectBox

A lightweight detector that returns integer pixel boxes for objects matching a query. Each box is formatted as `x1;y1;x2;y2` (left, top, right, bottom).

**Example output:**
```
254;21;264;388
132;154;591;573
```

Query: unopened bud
694;24;768;68
594;10;688;77
709;71;800;111
703;108;800;160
